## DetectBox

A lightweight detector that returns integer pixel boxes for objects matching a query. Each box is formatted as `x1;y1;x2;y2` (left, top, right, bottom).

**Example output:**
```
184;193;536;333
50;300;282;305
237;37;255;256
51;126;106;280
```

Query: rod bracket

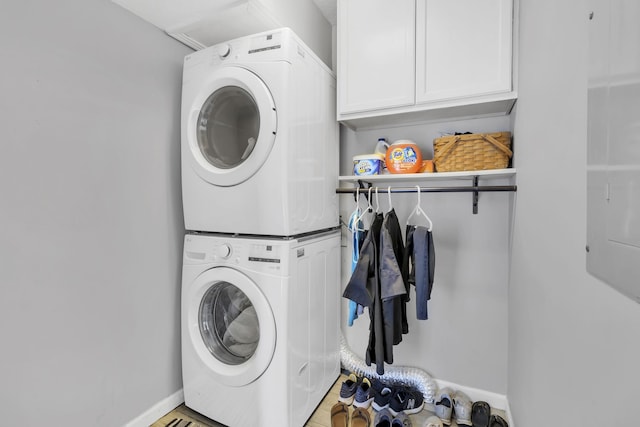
472;176;479;214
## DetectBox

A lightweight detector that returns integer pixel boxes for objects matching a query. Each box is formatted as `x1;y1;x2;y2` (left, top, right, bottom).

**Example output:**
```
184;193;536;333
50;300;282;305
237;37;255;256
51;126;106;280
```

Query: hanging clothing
347;210;366;326
404;225;436;320
379;208;408;363
343;208;409;375
343;213;385;374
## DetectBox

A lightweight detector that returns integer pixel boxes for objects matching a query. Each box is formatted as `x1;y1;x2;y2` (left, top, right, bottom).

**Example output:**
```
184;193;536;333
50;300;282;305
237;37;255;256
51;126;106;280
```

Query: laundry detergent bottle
385;140;422;174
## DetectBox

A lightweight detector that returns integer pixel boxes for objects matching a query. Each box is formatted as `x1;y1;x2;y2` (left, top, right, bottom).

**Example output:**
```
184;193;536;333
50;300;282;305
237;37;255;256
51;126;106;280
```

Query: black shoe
388;387;424;416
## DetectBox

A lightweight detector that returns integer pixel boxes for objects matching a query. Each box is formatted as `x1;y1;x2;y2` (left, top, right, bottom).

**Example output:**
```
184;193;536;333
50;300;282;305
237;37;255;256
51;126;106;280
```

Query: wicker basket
433;132;512;172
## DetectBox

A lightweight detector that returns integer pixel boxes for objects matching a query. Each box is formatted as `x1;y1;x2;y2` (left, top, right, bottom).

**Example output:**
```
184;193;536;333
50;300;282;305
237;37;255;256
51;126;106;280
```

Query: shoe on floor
352;407;371;427
372;380;394;411
338;373;359;405
353;377;375;409
471;401;491;427
374;408;394;427
489;414;508;427
330;402;349;427
434;388;453;425
391;411;412;427
389;387;424;416
423;415;443;427
452;390;472;426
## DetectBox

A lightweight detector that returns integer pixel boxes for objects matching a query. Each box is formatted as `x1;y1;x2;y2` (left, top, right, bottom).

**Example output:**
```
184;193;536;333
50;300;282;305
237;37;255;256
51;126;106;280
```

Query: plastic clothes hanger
406;185;433;231
349;187;366;233
354;186;374;228
374;187;381;213
387;186;393;212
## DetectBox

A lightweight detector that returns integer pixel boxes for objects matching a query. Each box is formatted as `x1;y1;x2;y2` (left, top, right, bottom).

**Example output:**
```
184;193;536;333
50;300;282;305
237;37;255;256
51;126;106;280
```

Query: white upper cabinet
337;0;517;129
337;0;416;114
416;0;512;103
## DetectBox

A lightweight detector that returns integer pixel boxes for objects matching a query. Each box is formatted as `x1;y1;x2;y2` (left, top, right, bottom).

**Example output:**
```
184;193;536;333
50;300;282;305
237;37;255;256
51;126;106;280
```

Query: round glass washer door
186;67;277;187
188;267;276;387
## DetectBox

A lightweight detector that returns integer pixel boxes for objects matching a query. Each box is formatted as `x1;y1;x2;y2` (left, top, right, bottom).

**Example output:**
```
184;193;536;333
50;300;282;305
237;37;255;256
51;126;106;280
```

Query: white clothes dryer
181;28;339;236
181;230;341;427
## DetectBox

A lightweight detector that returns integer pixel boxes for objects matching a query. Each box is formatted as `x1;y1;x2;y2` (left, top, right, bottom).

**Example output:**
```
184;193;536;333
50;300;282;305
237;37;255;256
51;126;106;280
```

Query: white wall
0;1;190;425
339;115;513;394
509;0;640;425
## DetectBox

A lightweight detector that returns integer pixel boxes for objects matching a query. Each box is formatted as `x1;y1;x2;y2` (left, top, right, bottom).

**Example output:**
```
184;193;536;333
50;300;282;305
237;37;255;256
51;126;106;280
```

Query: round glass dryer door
198;87;260;170
187;67;277;187
188;266;276;386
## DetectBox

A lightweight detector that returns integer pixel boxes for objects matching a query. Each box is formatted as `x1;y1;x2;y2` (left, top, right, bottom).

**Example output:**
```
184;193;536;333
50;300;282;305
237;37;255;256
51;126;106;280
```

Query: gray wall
339;114;513;394
0;0;189;425
509;0;640;425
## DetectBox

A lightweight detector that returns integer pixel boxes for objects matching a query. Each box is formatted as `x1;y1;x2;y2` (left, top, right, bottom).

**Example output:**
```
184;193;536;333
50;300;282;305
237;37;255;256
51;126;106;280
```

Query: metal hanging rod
336;178;517;214
335;185;517;194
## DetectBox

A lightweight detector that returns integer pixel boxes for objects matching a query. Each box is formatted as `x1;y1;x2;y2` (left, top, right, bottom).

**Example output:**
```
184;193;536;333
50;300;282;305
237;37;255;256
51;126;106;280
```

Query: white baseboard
124;389;184;427
427;379;514;427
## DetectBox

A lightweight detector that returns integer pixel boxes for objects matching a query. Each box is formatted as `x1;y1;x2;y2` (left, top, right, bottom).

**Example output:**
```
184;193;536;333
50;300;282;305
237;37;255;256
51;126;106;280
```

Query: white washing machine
181;230;341;427
181;28;339;236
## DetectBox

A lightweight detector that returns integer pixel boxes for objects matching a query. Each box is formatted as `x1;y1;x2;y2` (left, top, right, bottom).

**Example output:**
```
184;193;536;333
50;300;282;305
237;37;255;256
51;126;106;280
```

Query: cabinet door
416;0;513;103
338;0;415;115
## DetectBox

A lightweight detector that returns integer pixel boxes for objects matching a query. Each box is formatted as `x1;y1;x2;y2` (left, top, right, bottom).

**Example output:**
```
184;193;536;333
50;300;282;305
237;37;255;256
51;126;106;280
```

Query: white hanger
387;186;393;212
354;186;374;228
349;187;365;233
406;185;433;231
374;187;381;213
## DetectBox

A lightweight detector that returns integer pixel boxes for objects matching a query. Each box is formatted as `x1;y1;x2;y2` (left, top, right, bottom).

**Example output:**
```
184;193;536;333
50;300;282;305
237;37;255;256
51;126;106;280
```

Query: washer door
186;67;277;187
188;267;276;387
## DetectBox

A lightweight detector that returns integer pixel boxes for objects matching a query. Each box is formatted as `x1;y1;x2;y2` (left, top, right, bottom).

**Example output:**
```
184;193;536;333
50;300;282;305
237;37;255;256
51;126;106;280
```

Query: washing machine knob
217;44;231;59
216;244;232;259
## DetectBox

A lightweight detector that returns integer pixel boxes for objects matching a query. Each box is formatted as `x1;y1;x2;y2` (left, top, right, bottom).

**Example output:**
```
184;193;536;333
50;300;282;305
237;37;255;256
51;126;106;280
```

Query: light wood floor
152;374;506;427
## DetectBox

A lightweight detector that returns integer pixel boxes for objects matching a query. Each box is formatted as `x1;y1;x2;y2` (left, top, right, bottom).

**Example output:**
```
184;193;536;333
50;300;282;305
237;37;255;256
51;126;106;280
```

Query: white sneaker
434;388;453;425
452;390;472;426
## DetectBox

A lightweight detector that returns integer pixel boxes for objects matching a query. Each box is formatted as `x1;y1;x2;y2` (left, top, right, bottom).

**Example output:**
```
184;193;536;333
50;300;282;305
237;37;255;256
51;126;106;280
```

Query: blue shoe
338;373;359;405
372;380;394;411
353;377;375;409
374;408;394;427
391;411;412;427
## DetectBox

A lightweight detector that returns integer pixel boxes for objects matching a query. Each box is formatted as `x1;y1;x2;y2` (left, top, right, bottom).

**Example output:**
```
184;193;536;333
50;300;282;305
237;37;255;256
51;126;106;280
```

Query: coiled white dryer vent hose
339;334;438;404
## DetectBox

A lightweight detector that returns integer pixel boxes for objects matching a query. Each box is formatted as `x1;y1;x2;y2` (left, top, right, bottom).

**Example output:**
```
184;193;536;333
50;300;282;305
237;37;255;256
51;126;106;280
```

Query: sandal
489;415;508;427
331;402;349;427
471;401;491;427
351;407;371;427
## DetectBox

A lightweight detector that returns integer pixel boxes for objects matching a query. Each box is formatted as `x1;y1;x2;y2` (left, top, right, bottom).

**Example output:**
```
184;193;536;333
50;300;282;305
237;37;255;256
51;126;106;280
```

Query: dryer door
187;266;276;386
186;67;277;187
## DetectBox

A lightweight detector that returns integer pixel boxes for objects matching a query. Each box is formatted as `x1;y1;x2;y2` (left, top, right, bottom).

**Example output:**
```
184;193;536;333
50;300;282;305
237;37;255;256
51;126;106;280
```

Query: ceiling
110;0;336;63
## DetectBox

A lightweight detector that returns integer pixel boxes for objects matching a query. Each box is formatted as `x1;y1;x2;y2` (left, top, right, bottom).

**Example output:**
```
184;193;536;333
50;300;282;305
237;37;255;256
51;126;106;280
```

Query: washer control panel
183;234;291;272
248;243;282;264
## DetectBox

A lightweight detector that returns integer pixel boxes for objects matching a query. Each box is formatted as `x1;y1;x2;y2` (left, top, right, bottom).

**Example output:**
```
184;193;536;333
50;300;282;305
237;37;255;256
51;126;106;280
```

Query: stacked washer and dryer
180;28;341;427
